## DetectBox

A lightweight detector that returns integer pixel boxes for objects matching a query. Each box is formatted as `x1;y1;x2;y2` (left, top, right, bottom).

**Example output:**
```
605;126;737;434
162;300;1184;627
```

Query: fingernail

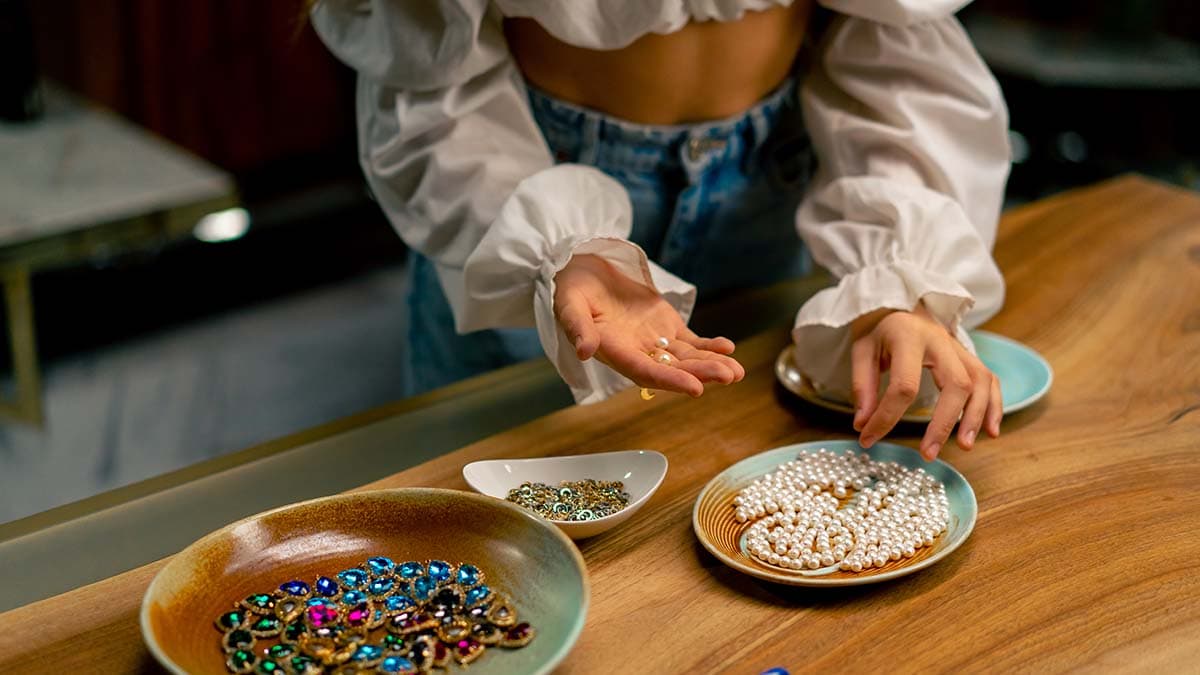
964;428;976;445
860;435;876;448
924;442;940;461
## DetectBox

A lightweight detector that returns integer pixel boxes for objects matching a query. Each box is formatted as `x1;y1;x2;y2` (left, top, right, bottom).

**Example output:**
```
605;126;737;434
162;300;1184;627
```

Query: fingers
858;339;923;449
603;343;704;397
956;361;993;451
678;327;736;355
555;290;599;361
921;343;973;461
667;340;744;384
985;373;1003;437
850;336;880;432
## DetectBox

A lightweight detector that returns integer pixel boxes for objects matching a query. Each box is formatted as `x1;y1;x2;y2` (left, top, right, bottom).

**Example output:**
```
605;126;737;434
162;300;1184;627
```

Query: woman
310;0;1009;460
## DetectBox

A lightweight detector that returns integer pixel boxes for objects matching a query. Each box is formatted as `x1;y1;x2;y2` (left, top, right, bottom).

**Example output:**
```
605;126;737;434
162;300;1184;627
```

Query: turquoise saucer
776;330;1053;421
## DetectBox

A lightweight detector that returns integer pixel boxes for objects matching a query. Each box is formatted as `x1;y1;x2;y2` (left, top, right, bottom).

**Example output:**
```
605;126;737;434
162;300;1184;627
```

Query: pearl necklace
733;448;949;572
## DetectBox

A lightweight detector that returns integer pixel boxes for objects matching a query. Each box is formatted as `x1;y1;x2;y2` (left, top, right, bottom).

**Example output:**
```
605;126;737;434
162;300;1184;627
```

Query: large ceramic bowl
463;450;668;540
141;488;589;674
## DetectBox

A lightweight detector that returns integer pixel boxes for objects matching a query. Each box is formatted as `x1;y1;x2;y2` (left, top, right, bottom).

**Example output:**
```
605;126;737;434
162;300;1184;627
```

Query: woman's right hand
553;254;745;396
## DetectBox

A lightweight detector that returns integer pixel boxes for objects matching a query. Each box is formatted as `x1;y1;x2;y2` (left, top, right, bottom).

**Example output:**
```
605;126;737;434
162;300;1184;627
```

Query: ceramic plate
693;440;976;586
141;488;588;675
463;450;668;540
775;330;1053;422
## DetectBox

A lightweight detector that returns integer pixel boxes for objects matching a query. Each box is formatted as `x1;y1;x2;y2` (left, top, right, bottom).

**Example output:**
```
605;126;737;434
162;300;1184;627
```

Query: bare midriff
504;2;812;125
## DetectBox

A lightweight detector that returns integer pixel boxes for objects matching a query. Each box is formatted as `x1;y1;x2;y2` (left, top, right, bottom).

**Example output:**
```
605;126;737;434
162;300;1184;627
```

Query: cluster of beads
214;557;534;674
733;449;949;573
506;479;629;521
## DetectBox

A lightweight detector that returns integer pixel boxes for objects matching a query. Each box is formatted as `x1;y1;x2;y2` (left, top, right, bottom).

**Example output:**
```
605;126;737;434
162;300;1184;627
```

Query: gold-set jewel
436;617;472;643
500;623;537;648
640;388;656;400
274;598;305;624
487;598;517;628
471;622;503;645
454;639;486;665
222;628;255;653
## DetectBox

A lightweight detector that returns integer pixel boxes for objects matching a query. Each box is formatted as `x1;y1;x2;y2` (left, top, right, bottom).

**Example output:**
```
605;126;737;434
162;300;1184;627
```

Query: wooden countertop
2;175;1198;672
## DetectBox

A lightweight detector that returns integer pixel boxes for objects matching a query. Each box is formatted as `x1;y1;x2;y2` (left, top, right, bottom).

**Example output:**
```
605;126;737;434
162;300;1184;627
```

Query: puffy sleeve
310;0;697;404
791;0;1010;405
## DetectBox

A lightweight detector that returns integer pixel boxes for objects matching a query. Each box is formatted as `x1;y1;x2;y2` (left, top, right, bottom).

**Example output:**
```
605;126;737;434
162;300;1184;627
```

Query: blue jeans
404;79;815;396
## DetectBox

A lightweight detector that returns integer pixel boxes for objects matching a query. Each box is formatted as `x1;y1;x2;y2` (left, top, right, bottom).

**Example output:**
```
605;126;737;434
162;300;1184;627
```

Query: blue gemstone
338;568;368;588
397;561;423;579
456;565;481;587
368;577;395;596
465;585;491;606
380;656;416;673
384;595;415;611
411;576;436;601
427;560;451;582
391;593;420;610
341;590;367;606
315;576;339;596
279;580;310;597
366;556;395;575
306;597;329;607
352;645;383;662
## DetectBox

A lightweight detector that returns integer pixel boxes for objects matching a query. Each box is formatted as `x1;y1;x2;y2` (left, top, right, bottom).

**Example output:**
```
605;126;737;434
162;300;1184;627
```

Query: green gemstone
224;629;254;650
290;656;316;673
252;617;280;632
229;649;256;668
216;610;245;630
245;593;274;609
267;644;295;659
382;633;406;651
282;623;307;643
256;660;280;674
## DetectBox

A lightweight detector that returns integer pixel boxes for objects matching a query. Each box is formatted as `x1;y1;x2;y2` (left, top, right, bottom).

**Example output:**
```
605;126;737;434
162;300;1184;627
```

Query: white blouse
311;0;1010;405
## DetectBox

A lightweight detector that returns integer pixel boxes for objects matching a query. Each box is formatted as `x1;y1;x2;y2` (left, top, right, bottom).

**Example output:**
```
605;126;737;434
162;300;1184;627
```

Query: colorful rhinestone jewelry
214;558;535;674
733;448;950;573
505;479;629;522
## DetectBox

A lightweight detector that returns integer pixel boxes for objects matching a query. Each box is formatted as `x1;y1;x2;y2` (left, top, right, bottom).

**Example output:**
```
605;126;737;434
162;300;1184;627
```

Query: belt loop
577;114;602;166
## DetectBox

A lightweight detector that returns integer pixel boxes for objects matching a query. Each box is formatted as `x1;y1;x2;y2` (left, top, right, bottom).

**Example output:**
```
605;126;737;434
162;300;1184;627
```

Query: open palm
553;255;745;397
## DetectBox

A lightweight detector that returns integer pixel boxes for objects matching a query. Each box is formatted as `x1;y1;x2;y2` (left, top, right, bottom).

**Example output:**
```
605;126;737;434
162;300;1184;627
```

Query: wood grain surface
2;175;1198;673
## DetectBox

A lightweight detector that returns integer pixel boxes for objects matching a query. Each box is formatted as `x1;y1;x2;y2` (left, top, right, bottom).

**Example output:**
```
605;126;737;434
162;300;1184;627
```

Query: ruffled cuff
462;164;696;405
790;260;977;407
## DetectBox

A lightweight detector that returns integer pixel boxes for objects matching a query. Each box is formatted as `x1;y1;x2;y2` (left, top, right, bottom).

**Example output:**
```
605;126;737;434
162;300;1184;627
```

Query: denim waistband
525;77;800;175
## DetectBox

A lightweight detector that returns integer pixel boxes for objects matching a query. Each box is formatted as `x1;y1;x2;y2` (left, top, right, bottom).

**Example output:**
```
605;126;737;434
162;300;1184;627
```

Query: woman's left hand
849;304;1002;461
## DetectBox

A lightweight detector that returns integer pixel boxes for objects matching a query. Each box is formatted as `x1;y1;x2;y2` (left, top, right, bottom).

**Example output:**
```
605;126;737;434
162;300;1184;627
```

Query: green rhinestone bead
282;623;307;644
215;610;245;631
226;648;257;673
382;633;406;651
248;616;282;637
266;644;296;659
290;655;317;674
256;660;280;674
241;593;275;611
223;629;254;651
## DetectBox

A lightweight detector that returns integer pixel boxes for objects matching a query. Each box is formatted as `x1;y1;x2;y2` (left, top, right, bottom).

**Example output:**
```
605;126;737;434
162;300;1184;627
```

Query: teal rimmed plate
775;330;1053;422
693;441;976;586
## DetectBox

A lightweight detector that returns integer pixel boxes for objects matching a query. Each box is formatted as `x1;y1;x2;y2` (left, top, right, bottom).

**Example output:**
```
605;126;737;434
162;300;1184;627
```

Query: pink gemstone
307;605;339;627
457;640;470;649
347;603;369;626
